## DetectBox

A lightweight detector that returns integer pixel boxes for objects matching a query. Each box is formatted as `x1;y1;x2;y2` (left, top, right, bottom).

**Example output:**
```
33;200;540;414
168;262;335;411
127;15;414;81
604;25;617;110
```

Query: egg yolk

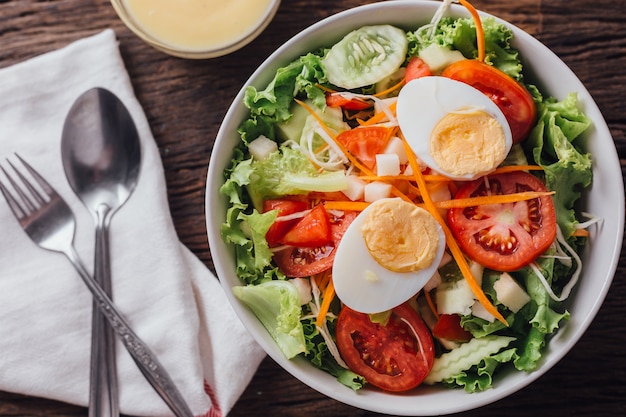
360;199;440;273
429;110;506;178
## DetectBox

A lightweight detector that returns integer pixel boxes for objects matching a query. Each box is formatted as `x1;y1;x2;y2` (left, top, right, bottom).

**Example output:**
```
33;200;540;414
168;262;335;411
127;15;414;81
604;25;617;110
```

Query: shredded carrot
434;191;555;209
314;270;332;294
323;201;370;212
316;277;336;327
400;134;508;325
571;228;590;237
460;0;485;63
295;99;414;204
360;101;397;126
316;83;336;93
492;165;545;174
373;79;405;98
424;290;439;320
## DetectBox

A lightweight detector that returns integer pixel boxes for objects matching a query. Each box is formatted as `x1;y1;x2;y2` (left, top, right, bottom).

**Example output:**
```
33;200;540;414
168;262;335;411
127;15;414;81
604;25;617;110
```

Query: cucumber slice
322;25;408;90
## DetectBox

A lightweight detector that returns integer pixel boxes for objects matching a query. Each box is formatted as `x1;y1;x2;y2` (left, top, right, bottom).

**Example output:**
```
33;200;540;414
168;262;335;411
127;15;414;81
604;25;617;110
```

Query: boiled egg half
396;76;512;180
332;198;446;314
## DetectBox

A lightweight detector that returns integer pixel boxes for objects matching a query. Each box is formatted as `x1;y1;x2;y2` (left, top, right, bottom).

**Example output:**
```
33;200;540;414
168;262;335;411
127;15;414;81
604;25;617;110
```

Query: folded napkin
0;29;265;416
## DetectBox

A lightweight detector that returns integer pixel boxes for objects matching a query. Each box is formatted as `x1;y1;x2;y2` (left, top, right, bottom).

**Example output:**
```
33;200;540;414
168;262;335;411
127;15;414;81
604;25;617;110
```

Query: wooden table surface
0;0;624;416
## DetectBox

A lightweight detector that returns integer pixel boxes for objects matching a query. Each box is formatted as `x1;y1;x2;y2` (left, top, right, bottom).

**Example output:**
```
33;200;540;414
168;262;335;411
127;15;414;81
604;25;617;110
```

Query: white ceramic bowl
206;1;624;414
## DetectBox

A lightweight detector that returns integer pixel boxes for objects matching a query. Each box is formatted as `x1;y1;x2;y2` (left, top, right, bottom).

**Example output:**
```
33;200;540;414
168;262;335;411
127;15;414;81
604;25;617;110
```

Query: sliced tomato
432;314;473;343
279;204;331;247
447;171;557;272
273;211;356;277
326;93;373;110
404;57;431;83
263;199;309;247
441;59;536;144
336;302;435;392
336;126;393;169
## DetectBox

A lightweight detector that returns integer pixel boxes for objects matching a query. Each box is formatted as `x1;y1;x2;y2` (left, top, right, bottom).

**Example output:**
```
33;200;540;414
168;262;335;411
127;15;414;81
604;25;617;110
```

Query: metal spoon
60;88;193;417
61;87;140;417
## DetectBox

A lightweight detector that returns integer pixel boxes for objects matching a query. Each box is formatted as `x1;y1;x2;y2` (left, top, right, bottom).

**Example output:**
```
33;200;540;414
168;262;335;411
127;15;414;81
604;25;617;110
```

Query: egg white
396;76;513;180
332;199;446;314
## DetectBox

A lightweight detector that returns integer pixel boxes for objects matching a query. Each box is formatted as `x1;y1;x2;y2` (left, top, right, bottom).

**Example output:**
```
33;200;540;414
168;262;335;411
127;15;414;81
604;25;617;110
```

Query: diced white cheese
493;272;531;313
375;153;400;176
471;300;496;322
364;181;392;202
248;135;278;160
383;136;409;164
436;278;475;316
342;175;366;201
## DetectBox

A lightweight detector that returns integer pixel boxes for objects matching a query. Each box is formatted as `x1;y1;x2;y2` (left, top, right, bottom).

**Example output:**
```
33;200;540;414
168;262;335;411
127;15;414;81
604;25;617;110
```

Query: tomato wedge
273;211;356;277
279;204;331;247
336;302;435;392
441;59;536;144
432;314;473;343
404;56;432;83
263;199;309;247
336;126;393;169
447;171;557;272
326;93;373;110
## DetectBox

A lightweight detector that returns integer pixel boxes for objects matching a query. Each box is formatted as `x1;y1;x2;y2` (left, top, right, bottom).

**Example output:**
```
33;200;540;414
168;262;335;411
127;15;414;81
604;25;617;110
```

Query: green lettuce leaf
408;17;523;80
246;146;347;209
524;92;593;238
233;280;307;359
302;319;366;391
239;53;327;143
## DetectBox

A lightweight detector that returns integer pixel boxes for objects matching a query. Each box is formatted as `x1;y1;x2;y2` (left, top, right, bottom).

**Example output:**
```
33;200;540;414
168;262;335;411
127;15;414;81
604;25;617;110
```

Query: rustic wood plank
0;1;624;416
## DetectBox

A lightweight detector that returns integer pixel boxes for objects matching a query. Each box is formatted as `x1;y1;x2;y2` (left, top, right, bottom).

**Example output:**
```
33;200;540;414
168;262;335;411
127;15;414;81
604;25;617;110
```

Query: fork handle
64;247;194;417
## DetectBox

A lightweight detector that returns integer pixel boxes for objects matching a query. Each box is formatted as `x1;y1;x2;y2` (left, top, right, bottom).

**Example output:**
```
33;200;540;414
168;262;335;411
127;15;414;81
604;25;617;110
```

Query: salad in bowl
206;0;623;414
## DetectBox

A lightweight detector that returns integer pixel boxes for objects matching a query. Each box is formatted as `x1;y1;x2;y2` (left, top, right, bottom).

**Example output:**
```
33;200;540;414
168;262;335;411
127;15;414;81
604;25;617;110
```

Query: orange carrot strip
434;191;555;209
460;0;485;63
400;134;508;325
373;79;405;98
295;100;414;204
323;201;370;212
492;165;545;174
316;277;336;327
316;83;336;93
360;101;397;126
571;228;590;237
424;290;439;320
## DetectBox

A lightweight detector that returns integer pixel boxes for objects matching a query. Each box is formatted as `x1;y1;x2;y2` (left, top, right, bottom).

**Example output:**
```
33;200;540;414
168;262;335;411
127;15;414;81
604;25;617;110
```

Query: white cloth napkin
0;29;265;416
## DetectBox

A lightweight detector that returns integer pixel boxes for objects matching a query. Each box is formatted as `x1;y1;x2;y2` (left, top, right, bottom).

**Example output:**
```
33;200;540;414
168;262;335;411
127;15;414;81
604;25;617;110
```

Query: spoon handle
89;208;119;417
64;246;195;417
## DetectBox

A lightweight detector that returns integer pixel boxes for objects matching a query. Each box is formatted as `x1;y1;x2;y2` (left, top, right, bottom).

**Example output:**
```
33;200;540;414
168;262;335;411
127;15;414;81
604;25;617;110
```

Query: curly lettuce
408;16;523;80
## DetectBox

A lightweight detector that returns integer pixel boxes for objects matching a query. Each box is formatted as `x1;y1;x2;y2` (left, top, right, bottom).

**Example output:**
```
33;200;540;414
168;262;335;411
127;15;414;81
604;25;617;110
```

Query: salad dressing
122;0;275;51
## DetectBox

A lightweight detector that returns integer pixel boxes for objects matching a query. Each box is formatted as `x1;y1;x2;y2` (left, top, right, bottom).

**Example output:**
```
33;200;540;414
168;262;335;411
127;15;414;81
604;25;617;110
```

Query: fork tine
0;168;27;219
9;154;51;207
14;153;56;199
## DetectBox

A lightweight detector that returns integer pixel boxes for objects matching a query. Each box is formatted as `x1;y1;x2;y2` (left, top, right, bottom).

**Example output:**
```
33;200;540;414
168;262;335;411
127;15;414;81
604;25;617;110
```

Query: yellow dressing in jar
112;0;279;58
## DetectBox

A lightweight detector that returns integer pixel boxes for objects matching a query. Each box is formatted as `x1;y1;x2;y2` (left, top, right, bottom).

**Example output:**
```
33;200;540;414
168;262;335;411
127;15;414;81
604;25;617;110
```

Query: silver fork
0;154;194;417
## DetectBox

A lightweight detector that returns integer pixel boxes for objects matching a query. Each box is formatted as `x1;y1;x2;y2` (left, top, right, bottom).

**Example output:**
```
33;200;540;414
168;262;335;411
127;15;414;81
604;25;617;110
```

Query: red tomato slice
404;57;432;83
279;204;331;247
273;211;356;277
432;314;473;343
337;126;393;170
326;93;373;110
336;302;435;392
263;199;309;247
441;60;536;144
447;171;557;272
